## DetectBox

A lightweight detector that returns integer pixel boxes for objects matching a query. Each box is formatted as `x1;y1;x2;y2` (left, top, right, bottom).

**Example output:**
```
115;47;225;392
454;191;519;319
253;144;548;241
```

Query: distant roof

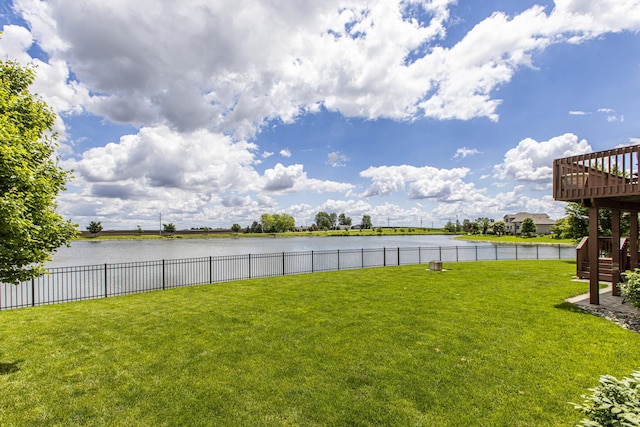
504;212;556;225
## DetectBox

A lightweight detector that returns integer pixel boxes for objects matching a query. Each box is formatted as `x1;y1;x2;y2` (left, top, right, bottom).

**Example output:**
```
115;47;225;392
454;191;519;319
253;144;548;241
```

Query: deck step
578;258;617;281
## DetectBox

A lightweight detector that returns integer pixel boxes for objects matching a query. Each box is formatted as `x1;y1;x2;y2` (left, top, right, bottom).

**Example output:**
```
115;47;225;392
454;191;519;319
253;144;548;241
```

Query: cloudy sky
1;0;640;230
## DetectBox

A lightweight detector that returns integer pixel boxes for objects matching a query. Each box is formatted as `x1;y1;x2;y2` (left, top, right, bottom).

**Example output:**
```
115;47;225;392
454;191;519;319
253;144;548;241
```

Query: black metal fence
0;244;574;310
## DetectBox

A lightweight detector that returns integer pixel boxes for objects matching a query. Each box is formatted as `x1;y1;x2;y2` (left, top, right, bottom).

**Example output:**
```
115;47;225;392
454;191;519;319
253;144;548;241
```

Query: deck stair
578;257;614;282
576;236;631;282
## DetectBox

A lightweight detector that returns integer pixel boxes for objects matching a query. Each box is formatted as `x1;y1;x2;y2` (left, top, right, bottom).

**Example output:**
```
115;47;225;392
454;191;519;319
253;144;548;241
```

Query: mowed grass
1;261;639;426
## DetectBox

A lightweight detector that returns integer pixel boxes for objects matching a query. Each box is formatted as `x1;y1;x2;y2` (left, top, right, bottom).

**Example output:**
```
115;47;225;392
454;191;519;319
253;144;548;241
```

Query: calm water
48;235;490;268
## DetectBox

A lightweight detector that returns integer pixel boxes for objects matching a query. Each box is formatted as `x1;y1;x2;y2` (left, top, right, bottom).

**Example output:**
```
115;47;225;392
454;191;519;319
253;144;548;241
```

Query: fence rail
0;244;574;310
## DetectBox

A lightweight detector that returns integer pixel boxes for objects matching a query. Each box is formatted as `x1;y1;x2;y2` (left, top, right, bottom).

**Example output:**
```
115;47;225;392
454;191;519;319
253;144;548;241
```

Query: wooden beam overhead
582;198;640;211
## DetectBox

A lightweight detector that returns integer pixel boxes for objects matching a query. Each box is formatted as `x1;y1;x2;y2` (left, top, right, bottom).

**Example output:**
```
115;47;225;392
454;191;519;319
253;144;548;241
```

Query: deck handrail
575;236;632;279
553;145;640;202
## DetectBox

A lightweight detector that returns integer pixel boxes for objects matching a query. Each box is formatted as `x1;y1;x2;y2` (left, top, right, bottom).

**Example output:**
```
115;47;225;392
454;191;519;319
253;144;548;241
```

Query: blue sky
1;0;639;230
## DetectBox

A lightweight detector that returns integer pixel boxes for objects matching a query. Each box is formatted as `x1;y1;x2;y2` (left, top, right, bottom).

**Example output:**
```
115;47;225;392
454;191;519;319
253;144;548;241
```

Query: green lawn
1;261;638;426
456;234;576;245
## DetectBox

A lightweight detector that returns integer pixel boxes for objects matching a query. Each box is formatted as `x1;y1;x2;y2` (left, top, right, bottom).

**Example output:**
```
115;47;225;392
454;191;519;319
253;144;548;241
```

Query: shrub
620;269;640;309
573;370;640;426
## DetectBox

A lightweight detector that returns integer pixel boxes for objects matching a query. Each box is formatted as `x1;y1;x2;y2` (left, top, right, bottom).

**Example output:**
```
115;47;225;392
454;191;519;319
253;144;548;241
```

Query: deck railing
575;236;630;277
0;244;574;310
553;145;640;202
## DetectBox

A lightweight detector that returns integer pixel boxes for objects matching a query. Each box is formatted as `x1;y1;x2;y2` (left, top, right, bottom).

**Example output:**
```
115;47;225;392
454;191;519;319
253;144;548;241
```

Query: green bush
573;370;640;426
620;269;640;309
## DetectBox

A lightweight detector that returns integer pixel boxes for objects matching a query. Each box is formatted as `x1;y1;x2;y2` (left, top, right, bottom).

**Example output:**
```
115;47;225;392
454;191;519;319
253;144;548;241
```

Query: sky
1;0;639;230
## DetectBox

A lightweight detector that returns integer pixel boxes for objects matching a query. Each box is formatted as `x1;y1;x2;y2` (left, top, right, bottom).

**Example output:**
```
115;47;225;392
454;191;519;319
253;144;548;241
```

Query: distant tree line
236;212;373;234
443;217;500;235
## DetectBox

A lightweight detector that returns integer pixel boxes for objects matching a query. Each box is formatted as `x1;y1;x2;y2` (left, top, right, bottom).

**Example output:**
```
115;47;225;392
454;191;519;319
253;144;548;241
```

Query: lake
48;235;492;268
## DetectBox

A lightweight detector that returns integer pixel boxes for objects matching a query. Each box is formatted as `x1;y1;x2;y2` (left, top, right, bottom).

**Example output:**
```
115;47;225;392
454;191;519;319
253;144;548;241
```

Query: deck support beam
589;207;600;305
631;212;639;271
612;209;621;296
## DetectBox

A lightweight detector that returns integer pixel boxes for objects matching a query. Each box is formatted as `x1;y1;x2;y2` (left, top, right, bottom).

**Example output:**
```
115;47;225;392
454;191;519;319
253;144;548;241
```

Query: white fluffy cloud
453;147;481;159
72;126;260;192
8;0;640;137
327;151;350;168
493;133;592;183
4;0;640;228
262;163;354;194
360;165;477;202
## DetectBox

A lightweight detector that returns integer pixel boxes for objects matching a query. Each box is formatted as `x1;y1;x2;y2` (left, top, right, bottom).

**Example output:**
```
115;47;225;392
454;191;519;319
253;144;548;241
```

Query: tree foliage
260;213;295;233
163;223;176;233
361;215;372;230
338;213;352;227
0;59;77;284
86;221;103;235
315;212;332;230
492;221;506;236
521;218;536;237
475;217;492;234
555;202;632;240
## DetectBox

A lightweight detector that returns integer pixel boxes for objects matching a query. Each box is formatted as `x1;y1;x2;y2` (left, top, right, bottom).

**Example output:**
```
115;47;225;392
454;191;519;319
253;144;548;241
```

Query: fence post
162;259;166;290
536;245;539;260
104;263;108;298
419;247;422;265
456;246;459;262
337;250;340;270
439;246;442;261
475;245;478;261
384;247;386;267
495;245;498;260
397;247;400;266
209;256;213;283
311;251;314;273
283;252;286;276
249;254;252;279
558;244;561;259
361;248;364;268
31;278;35;307
515;245;518;260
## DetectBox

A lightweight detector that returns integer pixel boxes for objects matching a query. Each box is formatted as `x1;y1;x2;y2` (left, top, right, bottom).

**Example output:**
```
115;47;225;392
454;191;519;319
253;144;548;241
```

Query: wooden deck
553;145;640;304
553;145;640;209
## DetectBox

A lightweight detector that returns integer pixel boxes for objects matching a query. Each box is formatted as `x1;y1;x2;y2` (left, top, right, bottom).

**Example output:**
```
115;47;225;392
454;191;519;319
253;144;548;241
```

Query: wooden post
589;206;600;305
631;212;639;271
612;209;621;296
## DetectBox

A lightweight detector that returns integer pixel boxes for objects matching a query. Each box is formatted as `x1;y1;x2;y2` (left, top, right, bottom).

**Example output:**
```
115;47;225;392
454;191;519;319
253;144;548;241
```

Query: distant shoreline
77;228;456;241
455;235;576;246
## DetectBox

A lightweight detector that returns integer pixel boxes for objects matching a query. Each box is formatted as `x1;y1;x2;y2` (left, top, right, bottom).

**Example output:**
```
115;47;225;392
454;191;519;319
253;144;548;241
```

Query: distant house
503;212;556;235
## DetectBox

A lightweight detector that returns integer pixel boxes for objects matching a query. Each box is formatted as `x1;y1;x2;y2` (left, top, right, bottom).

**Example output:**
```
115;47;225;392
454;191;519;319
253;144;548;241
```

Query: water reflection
48;235;489;268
